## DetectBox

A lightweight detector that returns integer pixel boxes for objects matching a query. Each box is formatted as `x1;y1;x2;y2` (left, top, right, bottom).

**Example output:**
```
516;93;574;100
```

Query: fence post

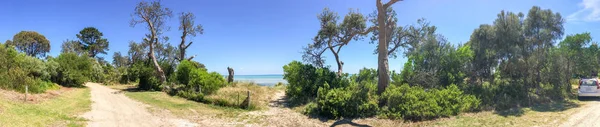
25;85;28;102
247;91;250;108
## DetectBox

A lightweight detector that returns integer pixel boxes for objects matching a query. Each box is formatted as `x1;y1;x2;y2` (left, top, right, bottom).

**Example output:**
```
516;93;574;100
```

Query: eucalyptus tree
303;8;372;76
373;0;402;94
177;12;204;62
8;31;50;58
130;0;173;82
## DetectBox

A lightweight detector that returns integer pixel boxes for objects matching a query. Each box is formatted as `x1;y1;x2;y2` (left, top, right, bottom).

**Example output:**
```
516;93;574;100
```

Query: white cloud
567;0;600;22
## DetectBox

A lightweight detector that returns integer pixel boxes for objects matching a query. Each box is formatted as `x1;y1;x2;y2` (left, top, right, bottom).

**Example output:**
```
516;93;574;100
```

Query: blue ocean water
230;74;287;86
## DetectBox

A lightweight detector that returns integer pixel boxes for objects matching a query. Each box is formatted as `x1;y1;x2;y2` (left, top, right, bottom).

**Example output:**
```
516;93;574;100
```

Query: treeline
285;1;598;120
1;28;114;93
0;0;235;109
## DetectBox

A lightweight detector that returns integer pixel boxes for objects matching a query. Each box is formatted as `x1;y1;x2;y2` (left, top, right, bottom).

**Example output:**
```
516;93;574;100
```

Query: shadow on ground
494;100;581;117
329;118;372;127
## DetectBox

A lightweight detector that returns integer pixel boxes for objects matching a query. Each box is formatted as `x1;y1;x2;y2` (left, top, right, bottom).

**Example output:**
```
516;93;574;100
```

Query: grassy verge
0;88;91;127
411;100;579;126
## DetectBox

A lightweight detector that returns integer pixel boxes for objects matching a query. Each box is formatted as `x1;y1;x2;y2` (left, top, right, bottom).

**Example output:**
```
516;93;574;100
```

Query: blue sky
1;0;599;75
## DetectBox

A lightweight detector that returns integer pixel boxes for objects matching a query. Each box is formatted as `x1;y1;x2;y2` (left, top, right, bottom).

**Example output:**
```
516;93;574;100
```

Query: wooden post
247;91;250;108
24;85;28;102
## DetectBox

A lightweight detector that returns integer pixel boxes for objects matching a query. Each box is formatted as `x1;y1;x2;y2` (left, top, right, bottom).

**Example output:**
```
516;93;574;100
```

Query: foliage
52;53;93;87
282;61;348;105
302;8;370;75
307;81;379;119
76;27;110;58
7;31;51;58
381;84;480;120
175;60;203;85
187;69;226;95
60;39;84;55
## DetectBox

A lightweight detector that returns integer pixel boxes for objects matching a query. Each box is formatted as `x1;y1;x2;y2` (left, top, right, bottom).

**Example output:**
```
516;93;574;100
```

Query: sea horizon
225;74;287;86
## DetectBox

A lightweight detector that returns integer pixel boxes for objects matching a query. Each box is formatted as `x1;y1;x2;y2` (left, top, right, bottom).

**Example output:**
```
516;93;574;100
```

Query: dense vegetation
287;3;598;121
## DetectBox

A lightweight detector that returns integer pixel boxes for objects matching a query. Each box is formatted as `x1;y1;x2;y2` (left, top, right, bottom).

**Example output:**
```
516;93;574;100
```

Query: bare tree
177;12;204;62
130;0;173;83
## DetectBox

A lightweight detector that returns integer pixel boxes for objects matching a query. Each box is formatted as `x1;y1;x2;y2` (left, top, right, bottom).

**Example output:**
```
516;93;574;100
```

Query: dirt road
561;99;600;127
82;83;196;127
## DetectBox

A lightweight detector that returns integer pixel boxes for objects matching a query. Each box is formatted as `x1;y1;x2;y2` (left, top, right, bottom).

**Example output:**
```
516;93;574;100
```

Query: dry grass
205;82;282;110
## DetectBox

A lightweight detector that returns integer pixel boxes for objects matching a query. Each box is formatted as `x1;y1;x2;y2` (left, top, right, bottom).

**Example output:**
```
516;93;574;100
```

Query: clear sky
1;0;599;75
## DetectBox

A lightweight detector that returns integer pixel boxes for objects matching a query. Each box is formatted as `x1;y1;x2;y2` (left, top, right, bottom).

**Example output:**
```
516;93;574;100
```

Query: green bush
52;53;92;87
187;69;226;95
351;68;378;84
137;64;162;91
307;82;379;119
175;60;203;85
381;84;479;120
282;61;348;104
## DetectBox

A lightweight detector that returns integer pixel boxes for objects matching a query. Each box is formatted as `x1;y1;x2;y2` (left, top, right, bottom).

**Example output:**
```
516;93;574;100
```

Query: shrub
175;60;203;85
187;69;226;95
351;68;378;84
381;84;479;120
308;82;379;119
52;53;92;87
282;61;348;104
137;64;162;91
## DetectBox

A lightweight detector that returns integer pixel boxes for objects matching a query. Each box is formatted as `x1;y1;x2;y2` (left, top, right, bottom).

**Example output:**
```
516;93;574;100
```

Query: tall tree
177;12;204;62
303;8;372;76
130;0;173;82
76;27;109;58
8;31;50;58
61;39;84;55
374;0;402;94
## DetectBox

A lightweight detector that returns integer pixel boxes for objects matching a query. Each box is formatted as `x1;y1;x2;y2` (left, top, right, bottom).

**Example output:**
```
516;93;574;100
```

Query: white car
578;78;600;97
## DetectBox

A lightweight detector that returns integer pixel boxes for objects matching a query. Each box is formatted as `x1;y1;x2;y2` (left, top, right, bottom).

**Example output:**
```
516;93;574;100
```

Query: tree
303;8;372;76
128;41;146;64
131;0;173;83
61;39;84;55
8;31;50;58
177;12;204;62
76;27;109;58
112;52;129;68
374;0;402;94
559;33;592;77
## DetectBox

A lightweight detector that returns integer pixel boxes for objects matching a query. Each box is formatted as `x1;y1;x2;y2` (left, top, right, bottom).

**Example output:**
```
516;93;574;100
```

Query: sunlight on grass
422;100;581;127
125;91;245;118
0;88;91;127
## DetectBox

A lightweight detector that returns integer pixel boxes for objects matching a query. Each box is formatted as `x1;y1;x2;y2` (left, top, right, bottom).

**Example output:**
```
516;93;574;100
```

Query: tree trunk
376;1;390;95
149;38;166;83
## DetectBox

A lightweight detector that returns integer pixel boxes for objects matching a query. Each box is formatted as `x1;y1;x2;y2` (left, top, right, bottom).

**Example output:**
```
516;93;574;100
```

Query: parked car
578;78;600;98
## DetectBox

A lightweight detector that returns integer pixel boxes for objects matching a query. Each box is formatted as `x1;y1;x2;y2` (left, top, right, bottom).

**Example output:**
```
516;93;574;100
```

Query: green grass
414;100;581;126
0;88;91;127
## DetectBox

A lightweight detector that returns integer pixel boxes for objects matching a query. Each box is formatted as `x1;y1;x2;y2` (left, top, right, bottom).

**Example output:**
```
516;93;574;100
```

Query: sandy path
560;99;600;127
246;91;328;127
82;83;196;127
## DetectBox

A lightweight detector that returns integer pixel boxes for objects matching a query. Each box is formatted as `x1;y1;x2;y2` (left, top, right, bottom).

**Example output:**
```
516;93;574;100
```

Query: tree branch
186;55;196;61
383;0;402;9
185;41;193;49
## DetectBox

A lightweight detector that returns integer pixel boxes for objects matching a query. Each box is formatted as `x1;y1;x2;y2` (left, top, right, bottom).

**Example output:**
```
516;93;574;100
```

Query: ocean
230;74;287;86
